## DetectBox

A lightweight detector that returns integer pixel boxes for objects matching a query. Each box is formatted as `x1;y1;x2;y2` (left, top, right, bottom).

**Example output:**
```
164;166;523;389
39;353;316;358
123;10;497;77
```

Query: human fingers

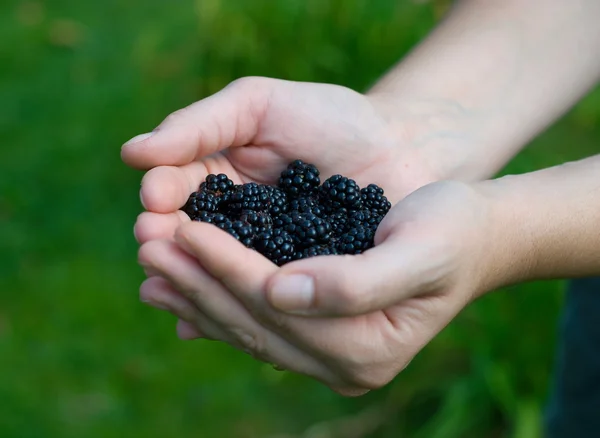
265;231;451;317
172;221;410;390
138;158;243;214
138;237;349;387
134;211;190;244
139;276;239;344
121;77;273;170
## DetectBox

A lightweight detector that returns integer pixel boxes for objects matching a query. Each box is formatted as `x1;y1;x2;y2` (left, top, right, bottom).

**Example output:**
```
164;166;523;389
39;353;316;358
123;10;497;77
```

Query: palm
128;79;427;242
221;82;398;192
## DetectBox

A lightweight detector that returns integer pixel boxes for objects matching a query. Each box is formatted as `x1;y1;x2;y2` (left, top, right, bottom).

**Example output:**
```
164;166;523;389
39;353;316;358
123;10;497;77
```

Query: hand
123;76;469;245
138;180;506;396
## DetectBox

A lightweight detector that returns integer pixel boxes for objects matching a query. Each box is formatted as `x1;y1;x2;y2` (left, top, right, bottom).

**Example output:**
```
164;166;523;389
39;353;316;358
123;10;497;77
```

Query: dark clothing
544;277;600;438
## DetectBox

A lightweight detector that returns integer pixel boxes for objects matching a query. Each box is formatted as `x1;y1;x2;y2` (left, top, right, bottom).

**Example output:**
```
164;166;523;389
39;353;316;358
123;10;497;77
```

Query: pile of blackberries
181;160;391;266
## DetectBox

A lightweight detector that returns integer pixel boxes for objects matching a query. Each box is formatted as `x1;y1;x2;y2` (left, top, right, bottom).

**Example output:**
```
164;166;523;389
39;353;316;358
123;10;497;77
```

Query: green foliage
2;0;598;437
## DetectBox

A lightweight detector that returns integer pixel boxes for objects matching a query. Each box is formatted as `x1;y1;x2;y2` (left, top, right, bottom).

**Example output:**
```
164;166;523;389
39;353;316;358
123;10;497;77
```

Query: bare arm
482;153;600;292
368;0;600;181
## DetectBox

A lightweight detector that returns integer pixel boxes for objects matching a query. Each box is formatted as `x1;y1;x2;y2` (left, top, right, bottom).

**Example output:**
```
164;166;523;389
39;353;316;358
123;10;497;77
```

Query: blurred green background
2;0;599;437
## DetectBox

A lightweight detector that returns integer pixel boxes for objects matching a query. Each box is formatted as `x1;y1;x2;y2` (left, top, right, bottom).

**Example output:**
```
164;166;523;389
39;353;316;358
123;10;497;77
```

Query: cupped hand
138;180;507;396
122;77;441;244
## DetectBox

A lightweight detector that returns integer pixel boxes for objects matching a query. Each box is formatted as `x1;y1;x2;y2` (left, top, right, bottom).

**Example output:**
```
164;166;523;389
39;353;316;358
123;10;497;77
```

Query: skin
122;0;600;396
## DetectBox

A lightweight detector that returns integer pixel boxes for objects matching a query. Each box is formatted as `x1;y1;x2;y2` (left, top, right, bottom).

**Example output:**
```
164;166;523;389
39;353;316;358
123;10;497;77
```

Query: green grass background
2;0;599;437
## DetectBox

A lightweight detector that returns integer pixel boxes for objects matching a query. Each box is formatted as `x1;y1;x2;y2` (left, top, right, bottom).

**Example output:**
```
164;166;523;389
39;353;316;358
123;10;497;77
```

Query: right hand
122;77;467;244
137;179;505;396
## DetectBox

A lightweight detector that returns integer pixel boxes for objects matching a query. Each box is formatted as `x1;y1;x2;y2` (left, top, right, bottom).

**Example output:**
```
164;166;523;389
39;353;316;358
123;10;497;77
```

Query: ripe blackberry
264;186;289;216
182;191;219;218
360;184;391;216
289;197;325;217
278;160;320;197
175;160;390;261
335;226;374;255
347;209;383;232
319;175;362;211
211;213;229;227
327;209;349;234
255;229;295;266
275;212;332;248
201;173;235;195
227;183;271;214
191;210;214;223
293;244;339;261
240;210;272;235
217;220;255;248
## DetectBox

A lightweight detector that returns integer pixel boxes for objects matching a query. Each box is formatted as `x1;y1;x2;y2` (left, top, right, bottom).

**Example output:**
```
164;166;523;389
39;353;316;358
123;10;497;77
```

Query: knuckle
226;76;268;92
332;279;371;314
161;108;189;126
332;345;405;390
256;308;289;332
137;240;161;265
347;367;395;390
233;329;268;361
329;386;371;398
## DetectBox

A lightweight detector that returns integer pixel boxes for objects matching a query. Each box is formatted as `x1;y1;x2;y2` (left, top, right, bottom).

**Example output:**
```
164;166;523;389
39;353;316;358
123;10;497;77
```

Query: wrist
473;156;600;295
366;93;508;186
471;177;538;296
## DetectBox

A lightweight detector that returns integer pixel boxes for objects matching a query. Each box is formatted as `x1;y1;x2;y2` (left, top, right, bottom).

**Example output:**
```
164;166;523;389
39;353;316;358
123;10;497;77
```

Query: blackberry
240;210;272;235
201;173;235;194
360;184;391;216
347;209;383;232
272;212;295;230
182;191;219;218
327;209;349;234
191;210;215;223
227;183;271;214
293;244;339;261
264;186;289;216
217;220;255;248
276;212;332;248
289;197;325;217
255;229;295;266
278;160;320;197
173;159;389;262
319;175;362;211
335;226;374;255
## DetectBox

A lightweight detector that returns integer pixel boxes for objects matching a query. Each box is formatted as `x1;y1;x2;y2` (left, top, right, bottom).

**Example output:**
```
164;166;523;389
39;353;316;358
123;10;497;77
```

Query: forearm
479;154;600;293
369;0;600;181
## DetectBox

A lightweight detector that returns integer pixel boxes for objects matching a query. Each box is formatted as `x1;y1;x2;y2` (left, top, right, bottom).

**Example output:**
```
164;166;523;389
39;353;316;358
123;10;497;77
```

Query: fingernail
141;298;170;311
139;261;160;277
269;274;314;313
139;189;148;210
123;132;154;147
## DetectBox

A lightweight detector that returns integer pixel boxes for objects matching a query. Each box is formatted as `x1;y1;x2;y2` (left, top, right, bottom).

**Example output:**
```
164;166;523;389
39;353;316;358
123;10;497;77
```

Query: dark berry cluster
181;160;391;266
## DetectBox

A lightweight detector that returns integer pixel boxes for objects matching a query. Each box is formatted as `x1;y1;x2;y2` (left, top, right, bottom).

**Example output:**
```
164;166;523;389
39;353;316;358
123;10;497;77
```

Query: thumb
120;77;272;170
266;235;448;317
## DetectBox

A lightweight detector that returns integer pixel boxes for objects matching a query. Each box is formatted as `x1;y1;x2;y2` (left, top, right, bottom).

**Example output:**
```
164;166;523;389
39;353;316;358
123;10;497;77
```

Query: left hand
138;180;510;396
